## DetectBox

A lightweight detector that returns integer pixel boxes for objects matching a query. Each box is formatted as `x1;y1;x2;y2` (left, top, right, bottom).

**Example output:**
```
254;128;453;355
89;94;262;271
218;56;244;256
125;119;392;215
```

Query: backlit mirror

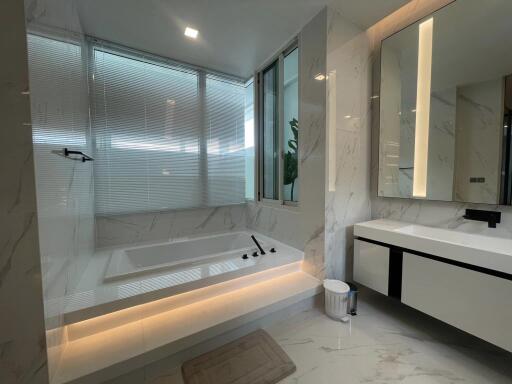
378;0;512;205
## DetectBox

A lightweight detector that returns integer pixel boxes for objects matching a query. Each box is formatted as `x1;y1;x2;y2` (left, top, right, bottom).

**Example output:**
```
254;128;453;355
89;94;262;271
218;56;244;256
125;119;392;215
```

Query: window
91;42;254;215
244;80;255;200
283;48;299;202
262;62;279;199
258;43;299;204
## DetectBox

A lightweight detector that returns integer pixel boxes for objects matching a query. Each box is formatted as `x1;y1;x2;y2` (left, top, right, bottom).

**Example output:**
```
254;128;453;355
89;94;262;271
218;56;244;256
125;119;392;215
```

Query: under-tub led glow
64;262;302;341
413;18;433;198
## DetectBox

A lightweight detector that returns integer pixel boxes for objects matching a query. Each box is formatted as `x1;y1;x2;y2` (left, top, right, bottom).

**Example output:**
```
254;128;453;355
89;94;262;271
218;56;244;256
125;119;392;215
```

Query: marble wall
24;0;94;379
324;7;372;280
0;0;49;382
369;0;512;237
427;88;456;201
96;205;247;248
247;8;327;279
454;79;504;204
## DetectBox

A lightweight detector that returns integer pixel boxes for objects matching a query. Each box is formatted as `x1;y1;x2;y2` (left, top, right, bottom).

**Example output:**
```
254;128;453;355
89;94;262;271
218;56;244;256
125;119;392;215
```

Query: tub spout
250;235;266;255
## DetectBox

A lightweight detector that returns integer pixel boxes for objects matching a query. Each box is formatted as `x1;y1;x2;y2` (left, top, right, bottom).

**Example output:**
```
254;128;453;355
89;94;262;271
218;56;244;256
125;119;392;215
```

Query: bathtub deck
44;233;303;325
54;271;322;384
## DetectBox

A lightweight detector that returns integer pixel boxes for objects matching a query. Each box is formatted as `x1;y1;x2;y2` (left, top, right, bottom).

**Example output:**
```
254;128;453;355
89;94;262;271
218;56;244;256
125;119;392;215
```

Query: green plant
284;117;299;201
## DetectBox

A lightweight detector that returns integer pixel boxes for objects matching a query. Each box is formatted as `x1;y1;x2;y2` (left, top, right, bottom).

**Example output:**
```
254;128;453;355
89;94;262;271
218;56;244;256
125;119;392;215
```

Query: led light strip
413;18;433;198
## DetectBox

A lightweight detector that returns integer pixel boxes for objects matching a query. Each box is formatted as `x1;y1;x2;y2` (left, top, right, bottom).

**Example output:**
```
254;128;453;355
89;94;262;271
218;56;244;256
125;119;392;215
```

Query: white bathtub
104;231;275;281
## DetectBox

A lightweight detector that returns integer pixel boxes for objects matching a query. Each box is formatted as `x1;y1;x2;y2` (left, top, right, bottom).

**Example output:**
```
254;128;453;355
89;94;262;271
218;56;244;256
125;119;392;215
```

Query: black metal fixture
250;235;266;255
270;248;276;253
252;251;259;257
242;254;248;260
64;148;94;162
463;209;501;228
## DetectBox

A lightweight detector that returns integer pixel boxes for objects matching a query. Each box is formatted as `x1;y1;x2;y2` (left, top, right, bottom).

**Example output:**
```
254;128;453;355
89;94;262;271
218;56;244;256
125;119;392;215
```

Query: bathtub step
54;271;322;384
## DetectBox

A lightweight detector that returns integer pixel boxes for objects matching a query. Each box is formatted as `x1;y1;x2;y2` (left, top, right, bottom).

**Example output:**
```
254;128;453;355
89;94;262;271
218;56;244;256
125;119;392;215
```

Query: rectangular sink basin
396;225;512;256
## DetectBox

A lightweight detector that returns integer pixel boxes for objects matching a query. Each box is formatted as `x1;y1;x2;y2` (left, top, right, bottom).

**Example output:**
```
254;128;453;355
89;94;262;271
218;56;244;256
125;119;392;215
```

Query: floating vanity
354;219;512;352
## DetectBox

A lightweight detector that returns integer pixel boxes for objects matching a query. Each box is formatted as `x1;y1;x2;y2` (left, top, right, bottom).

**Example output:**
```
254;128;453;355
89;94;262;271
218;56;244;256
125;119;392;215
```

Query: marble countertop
354;219;512;275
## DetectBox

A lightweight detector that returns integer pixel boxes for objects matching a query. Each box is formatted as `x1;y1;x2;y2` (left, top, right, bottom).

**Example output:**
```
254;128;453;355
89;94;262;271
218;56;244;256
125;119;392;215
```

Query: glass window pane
205;75;246;207
263;63;278;199
283;48;299;202
244;80;255;200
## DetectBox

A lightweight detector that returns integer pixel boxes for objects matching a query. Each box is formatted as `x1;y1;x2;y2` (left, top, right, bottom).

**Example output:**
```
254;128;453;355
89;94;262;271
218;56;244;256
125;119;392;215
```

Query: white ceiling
74;0;409;78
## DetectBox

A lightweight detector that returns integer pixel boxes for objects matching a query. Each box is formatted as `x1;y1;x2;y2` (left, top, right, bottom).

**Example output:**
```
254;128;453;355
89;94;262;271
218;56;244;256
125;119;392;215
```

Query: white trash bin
323;279;350;321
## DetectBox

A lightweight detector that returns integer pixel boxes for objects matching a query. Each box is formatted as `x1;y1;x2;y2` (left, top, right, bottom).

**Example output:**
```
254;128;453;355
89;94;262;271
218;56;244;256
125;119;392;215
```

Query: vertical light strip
413;18;433;198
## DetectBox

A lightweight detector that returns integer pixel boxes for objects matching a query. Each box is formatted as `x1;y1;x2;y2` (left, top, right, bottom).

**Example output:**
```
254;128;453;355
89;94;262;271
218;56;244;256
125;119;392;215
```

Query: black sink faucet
463;209;501;228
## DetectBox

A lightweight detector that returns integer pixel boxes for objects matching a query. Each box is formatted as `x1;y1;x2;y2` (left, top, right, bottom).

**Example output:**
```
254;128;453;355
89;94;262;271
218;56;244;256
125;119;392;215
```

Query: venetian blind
91;45;247;215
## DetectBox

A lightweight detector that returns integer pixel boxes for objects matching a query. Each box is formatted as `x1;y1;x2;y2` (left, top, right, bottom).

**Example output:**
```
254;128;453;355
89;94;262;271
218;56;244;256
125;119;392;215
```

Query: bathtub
104;231;277;281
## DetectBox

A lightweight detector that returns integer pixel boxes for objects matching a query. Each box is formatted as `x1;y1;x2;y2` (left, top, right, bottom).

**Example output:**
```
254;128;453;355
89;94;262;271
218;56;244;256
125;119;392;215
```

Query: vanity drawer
354;239;389;295
402;252;512;352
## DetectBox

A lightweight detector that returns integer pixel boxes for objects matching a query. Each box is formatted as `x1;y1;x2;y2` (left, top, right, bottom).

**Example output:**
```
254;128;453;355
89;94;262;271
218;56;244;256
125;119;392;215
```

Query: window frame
256;39;299;207
260;60;280;201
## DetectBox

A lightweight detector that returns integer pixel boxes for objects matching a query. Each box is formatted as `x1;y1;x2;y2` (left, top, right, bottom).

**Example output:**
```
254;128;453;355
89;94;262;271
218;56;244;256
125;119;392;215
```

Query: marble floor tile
269;289;512;384
110;288;512;384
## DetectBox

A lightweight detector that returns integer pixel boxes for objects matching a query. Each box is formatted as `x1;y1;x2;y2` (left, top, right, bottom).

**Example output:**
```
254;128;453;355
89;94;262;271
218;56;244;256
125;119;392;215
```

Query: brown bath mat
182;329;296;384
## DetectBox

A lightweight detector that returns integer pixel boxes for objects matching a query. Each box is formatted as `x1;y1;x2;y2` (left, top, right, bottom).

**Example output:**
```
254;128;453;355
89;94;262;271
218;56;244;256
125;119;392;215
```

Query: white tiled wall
0;0;48;382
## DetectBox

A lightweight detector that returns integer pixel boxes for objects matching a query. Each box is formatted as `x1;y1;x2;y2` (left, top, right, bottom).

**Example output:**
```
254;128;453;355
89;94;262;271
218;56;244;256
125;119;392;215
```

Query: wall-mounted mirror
378;0;512;205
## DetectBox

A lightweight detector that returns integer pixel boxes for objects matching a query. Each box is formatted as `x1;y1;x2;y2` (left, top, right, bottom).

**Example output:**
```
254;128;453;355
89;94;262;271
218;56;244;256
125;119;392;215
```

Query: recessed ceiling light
184;27;199;39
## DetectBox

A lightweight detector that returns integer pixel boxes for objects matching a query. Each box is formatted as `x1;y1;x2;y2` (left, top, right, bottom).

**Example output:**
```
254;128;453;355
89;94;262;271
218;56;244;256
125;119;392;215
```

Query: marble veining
103;288;512;384
96;204;247;249
324;7;372;281
454;79;503;204
0;0;49;382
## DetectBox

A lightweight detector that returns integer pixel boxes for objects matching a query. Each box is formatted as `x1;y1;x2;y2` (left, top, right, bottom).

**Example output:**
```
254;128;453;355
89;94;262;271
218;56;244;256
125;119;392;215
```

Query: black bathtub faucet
250;235;266;255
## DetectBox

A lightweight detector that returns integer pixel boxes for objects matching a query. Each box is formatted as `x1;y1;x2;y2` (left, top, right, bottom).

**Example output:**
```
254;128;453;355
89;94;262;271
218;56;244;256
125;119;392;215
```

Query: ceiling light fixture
314;73;326;81
184;27;199;39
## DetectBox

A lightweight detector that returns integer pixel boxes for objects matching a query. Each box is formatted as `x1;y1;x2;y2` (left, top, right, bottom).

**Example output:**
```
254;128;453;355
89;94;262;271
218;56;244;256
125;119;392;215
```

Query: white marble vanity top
354;219;512;275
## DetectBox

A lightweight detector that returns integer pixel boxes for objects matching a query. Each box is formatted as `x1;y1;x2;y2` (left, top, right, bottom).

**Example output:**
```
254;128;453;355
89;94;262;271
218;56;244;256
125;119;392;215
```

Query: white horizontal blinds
92;48;201;215
244;80;255;200
206;75;246;206
92;45;248;215
144;60;201;210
